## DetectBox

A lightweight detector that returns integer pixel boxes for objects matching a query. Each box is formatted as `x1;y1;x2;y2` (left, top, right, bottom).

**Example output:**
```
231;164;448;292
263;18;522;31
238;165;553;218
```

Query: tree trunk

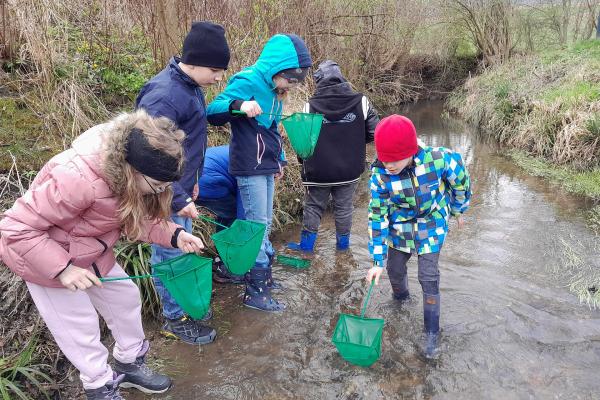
154;0;184;66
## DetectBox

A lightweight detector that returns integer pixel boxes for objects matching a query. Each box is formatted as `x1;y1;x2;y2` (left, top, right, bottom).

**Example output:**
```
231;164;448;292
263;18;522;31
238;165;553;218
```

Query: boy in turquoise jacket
366;115;471;359
207;34;312;312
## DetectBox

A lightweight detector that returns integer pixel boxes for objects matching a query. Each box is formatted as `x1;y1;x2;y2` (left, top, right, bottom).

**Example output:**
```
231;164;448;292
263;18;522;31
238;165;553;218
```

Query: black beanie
181;21;230;69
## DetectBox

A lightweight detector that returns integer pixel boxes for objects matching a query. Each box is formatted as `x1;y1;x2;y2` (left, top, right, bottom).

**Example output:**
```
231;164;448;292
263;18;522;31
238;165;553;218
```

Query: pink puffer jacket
0;123;179;288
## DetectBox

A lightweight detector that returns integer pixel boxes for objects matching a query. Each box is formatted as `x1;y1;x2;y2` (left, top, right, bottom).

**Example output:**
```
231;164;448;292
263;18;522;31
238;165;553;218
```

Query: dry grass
1;0;473;171
447;40;600;170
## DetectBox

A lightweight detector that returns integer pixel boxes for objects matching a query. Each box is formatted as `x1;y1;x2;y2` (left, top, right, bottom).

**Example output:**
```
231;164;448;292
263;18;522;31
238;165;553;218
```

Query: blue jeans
151;214;191;320
236;175;275;270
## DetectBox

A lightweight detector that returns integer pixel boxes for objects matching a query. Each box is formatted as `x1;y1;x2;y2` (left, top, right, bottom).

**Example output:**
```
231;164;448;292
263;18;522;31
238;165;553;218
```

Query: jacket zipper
194;87;205;184
408;169;420;253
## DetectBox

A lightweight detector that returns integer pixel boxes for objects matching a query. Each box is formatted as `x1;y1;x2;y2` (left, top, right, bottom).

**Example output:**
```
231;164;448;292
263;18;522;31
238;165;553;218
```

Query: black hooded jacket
302;60;379;185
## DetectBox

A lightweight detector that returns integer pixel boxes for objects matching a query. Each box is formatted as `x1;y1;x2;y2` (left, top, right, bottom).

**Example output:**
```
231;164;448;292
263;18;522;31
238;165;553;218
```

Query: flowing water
129;101;600;400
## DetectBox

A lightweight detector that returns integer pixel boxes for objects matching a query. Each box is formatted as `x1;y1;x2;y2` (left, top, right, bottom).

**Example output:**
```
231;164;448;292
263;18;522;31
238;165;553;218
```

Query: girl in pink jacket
0;110;205;400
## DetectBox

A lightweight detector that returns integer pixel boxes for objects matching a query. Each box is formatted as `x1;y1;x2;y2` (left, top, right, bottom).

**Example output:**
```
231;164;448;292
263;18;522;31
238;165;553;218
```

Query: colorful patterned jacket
368;144;471;265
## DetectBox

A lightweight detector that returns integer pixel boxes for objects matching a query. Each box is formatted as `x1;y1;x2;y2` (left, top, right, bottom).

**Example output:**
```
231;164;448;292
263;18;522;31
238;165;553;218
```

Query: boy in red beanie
366;114;471;359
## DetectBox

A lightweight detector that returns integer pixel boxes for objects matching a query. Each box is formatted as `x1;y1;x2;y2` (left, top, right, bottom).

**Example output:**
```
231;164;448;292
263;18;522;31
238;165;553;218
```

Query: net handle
360;279;376;318
231;110;290;118
197;215;229;230
100;273;164;282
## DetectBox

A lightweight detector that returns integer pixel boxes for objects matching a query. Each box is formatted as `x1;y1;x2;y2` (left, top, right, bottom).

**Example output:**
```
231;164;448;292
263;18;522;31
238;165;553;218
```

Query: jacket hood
309;59;362;118
71;123;110;179
227;34;312;128
314;60;347;87
309;60;363;118
238;34;312;88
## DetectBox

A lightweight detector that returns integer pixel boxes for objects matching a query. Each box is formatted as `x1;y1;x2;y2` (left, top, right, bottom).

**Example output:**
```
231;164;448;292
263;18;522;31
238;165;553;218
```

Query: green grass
447;39;600;170
0;97;58;172
114;241;162;317
509;150;600;200
542;81;600;105
0;335;53;400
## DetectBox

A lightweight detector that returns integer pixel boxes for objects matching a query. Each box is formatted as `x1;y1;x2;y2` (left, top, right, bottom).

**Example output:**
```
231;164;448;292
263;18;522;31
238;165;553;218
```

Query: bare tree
528;0;600;44
445;0;517;65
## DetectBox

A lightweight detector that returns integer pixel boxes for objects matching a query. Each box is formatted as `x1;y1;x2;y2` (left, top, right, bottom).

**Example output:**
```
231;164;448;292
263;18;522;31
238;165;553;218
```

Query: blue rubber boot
336;233;350;251
422;293;441;359
243;268;286;312
286;230;317;252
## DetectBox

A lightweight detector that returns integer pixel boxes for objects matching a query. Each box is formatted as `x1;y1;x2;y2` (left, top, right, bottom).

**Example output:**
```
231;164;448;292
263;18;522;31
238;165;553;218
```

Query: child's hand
366;266;384;285
177;231;205;254
58;264;103;291
192;183;199;201
456;215;465;229
177;202;199;219
240;101;262;118
274;164;285;180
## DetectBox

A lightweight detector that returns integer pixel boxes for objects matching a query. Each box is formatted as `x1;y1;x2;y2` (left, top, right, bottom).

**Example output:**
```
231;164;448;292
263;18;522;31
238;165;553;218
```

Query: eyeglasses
142;175;171;195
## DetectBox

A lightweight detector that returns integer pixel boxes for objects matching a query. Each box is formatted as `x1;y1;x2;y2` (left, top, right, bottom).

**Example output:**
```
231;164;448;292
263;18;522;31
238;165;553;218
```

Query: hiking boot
422;293;441;359
113;341;171;394
84;373;124;400
243;268;286;312
286;230;317;252
336;233;350;251
197;306;213;322
212;257;245;284
161;315;216;345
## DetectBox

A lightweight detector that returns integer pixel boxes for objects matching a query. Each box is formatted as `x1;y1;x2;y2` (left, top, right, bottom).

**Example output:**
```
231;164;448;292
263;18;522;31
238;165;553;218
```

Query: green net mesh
153;253;212;319
281;112;324;159
211;219;266;275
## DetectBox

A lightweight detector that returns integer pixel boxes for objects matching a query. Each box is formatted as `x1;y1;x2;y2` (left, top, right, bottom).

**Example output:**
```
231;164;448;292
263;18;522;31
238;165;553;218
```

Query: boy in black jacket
287;60;379;252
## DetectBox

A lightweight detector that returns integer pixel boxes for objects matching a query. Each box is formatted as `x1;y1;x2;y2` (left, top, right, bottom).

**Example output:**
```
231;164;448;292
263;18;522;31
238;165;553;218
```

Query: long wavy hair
102;110;185;241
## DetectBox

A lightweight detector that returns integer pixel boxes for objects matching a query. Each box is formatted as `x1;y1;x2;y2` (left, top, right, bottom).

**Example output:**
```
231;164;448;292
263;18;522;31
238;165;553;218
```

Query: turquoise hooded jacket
207;34;312;176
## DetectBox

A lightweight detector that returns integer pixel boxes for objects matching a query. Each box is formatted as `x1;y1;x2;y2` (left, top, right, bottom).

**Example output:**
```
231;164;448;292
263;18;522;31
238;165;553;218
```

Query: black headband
124;128;182;182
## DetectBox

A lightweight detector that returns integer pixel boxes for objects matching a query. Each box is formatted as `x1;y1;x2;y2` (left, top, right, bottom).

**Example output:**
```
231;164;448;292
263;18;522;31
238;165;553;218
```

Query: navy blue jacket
206;34;312;176
196;145;245;219
197;145;236;199
136;57;208;212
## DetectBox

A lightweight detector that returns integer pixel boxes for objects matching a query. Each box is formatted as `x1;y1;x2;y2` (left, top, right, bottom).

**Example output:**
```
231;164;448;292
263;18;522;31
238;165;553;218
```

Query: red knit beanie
374;115;418;162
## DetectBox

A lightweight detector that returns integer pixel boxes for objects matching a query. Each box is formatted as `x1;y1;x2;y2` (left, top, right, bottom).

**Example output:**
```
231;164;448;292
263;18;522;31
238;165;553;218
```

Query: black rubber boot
161;315;216;345
243;268;286;312
84;373;124;400
113;341;172;394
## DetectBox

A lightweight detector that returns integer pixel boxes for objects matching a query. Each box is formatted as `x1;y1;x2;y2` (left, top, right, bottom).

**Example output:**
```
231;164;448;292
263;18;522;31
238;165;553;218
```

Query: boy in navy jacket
136;21;230;344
